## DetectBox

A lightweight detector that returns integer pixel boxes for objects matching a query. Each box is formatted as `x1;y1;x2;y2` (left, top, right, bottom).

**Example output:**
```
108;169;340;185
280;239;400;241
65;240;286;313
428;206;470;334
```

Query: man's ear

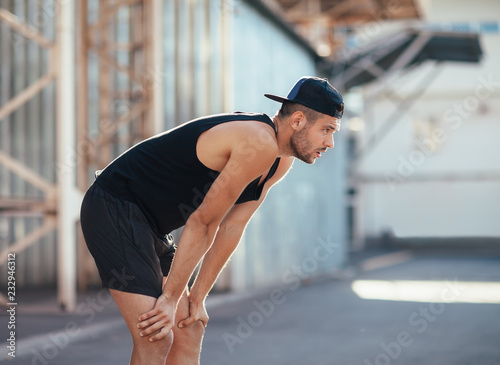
289;111;307;131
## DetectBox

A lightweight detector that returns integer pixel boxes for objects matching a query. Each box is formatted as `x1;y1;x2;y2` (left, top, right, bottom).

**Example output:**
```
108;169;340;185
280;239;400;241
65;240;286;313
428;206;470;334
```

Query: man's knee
174;321;205;348
189;320;206;339
133;330;174;354
163;330;175;348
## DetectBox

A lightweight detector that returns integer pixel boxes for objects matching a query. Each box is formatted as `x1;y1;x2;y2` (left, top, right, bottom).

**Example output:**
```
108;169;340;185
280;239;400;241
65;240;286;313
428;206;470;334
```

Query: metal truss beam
0;1;81;311
76;0;163;290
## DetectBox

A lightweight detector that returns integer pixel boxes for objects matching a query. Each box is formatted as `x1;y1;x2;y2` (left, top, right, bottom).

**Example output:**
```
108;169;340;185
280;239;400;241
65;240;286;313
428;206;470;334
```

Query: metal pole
76;0;91;291
99;2;112;167
56;0;79;311
151;0;164;134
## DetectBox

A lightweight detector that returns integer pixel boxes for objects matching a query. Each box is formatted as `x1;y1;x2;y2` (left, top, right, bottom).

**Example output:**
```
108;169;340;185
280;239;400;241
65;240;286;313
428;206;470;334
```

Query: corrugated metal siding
0;0;348;291
0;0;57;289
163;0;233;127
228;1;348;291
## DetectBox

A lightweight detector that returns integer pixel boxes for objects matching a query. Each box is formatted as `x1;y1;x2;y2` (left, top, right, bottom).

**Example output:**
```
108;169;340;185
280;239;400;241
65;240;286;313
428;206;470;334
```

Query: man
80;76;343;364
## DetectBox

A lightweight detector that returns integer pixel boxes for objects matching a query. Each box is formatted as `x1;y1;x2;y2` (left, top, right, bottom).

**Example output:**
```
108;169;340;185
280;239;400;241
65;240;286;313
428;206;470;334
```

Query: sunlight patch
351;280;500;304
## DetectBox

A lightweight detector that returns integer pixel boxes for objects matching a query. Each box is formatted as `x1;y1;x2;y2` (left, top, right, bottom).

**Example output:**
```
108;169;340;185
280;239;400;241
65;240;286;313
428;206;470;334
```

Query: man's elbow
219;218;247;237
188;210;220;239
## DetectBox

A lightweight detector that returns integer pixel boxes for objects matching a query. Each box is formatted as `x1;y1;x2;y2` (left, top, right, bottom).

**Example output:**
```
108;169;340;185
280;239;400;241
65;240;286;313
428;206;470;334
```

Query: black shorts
80;181;176;298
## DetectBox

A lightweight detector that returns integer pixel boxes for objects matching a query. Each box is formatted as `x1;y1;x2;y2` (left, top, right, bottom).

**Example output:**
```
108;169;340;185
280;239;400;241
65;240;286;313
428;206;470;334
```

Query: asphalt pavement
2;245;500;365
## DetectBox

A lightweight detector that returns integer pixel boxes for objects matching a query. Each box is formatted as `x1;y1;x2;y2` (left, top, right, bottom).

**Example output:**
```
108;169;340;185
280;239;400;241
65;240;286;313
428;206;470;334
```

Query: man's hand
178;299;209;329
137;294;176;342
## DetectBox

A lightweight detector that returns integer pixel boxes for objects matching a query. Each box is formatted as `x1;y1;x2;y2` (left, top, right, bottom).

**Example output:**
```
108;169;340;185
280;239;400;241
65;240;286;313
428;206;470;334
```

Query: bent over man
80;76;344;364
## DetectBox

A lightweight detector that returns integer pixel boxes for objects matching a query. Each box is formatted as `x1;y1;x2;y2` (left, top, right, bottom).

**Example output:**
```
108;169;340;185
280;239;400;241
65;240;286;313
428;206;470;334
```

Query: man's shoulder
190;111;271;124
222;118;277;150
196;113;278;171
203;113;275;140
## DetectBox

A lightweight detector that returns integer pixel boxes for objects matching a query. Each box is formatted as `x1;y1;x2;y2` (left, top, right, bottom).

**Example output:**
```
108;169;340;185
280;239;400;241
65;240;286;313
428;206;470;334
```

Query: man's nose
325;135;334;149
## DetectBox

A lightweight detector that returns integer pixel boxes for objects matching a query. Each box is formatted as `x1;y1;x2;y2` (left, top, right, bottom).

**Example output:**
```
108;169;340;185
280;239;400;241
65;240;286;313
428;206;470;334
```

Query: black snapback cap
265;76;344;119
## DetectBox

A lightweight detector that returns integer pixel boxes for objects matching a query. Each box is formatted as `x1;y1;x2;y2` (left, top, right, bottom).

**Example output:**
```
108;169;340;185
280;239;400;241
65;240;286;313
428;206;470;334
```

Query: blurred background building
0;0;497;311
344;0;500;247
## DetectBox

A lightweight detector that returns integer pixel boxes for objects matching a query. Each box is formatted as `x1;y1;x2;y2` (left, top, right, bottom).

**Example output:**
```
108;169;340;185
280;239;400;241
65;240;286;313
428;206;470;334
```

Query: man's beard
289;128;315;164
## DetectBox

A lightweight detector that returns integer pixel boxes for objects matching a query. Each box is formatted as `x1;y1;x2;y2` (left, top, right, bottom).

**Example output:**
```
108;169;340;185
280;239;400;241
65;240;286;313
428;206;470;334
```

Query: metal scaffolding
76;0;163;292
0;0;163;311
0;0;238;307
0;1;79;310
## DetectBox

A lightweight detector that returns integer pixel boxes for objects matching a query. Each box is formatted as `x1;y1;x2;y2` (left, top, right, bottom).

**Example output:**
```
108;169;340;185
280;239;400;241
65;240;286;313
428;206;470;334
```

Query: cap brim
264;94;290;104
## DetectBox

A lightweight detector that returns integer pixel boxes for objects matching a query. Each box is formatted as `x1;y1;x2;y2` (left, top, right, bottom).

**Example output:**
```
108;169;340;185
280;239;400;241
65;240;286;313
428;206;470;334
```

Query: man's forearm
189;223;245;303
162;215;219;302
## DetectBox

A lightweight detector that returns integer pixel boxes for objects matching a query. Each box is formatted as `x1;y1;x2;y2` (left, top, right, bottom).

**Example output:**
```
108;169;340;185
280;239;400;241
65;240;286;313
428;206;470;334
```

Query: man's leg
110;289;173;365
165;282;205;365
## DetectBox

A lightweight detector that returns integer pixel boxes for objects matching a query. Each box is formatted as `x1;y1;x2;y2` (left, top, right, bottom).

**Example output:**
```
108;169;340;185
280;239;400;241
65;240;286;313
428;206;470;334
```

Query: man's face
290;115;341;164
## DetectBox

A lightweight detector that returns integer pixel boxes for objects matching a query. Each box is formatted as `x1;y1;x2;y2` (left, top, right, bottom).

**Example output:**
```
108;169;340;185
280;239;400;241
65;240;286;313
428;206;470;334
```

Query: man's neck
272;114;293;158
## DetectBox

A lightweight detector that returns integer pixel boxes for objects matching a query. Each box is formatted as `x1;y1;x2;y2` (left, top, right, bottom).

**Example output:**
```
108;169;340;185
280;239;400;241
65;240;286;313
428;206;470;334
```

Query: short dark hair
278;101;323;124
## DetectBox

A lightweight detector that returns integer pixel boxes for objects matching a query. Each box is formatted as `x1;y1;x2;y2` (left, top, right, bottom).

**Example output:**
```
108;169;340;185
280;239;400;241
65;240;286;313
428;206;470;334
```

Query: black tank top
95;112;280;235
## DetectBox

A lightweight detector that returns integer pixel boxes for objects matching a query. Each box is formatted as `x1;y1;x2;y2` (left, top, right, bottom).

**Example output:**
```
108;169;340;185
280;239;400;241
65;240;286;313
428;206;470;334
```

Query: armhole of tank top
261;158;281;185
195;114;276;173
260;114;277;135
193;121;223;174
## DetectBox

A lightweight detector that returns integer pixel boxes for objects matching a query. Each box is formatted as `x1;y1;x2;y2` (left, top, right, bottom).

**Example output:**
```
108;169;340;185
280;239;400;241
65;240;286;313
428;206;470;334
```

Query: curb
0;318;125;362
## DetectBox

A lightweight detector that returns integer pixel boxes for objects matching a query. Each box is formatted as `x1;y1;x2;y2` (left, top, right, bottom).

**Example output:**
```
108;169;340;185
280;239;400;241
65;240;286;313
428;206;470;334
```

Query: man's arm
179;157;294;328
137;124;278;341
